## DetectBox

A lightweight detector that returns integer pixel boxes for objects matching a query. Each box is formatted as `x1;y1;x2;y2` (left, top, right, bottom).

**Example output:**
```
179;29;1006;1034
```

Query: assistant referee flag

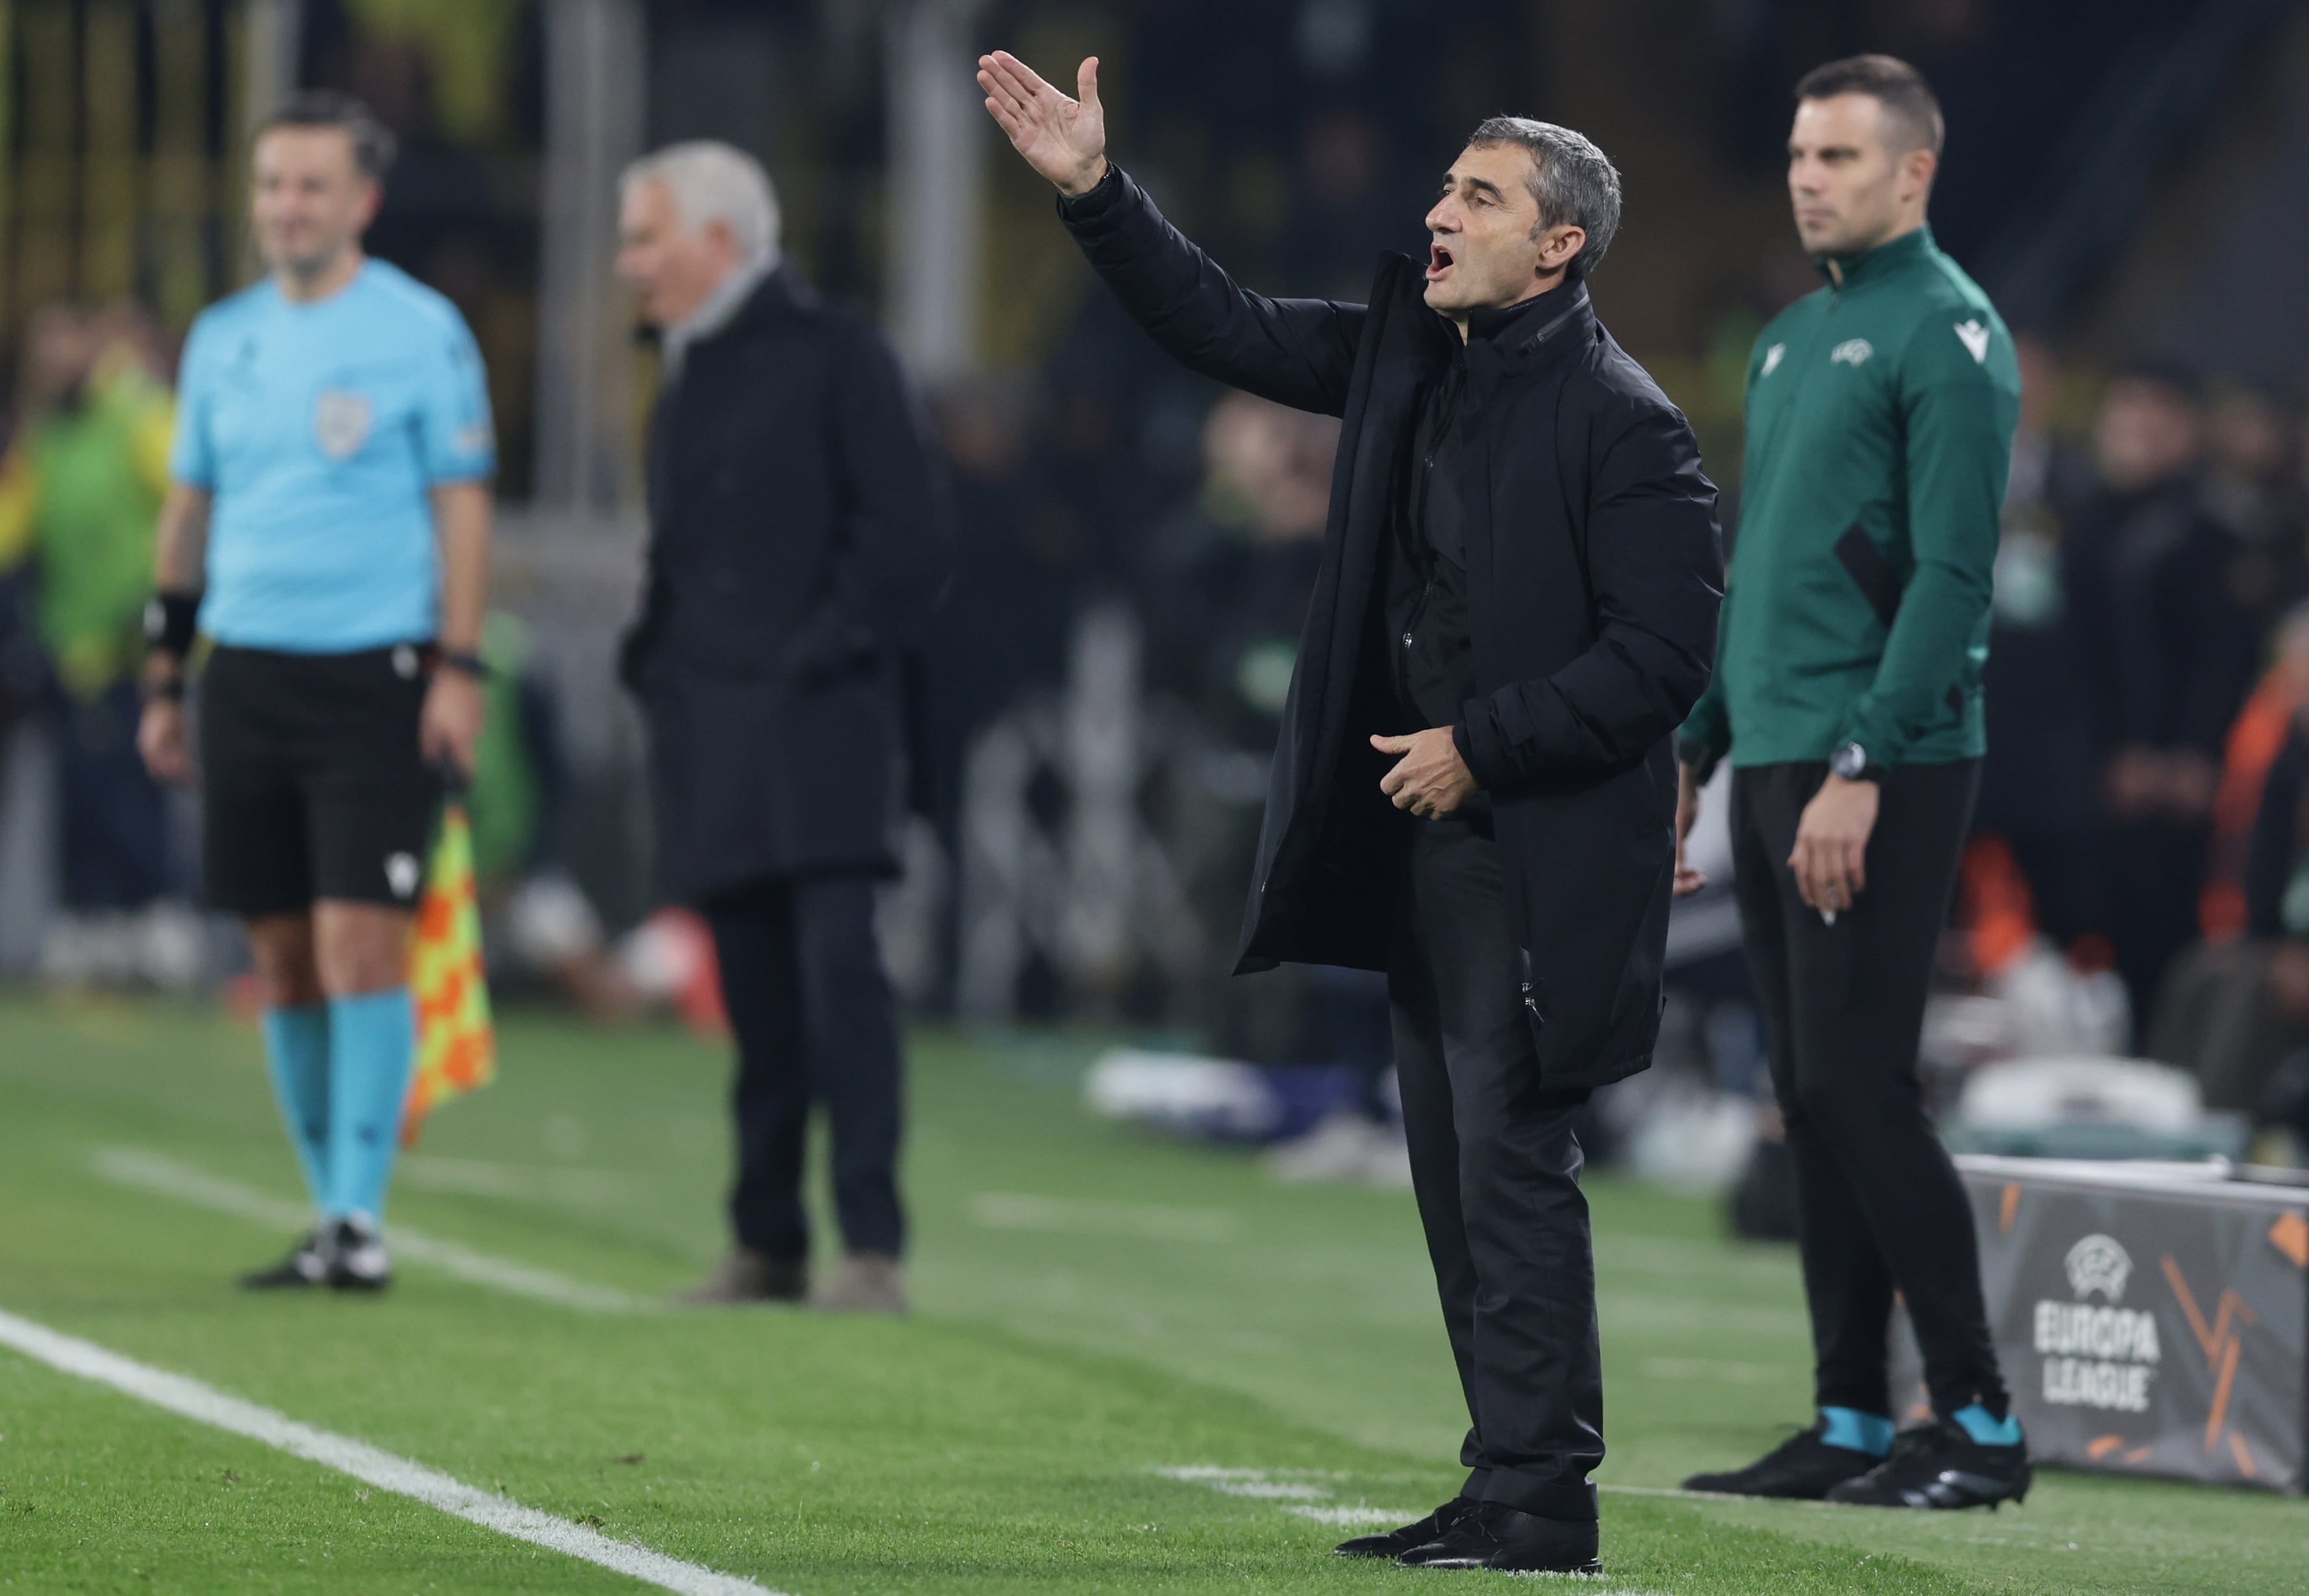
402;801;494;1146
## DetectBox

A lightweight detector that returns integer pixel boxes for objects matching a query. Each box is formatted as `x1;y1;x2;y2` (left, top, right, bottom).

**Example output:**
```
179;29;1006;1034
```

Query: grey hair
1466;117;1623;276
620;141;781;263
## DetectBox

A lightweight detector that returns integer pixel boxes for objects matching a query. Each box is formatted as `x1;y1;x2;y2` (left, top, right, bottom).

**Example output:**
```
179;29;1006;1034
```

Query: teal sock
260;1005;332;1215
325;989;416;1225
1819;1406;1894;1457
1952;1403;2023;1446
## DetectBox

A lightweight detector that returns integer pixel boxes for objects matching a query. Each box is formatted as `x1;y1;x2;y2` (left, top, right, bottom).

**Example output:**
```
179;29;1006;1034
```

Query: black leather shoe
1825;1418;2031;1510
1333;1497;1477;1558
1396;1501;1601;1573
1682;1420;1881;1499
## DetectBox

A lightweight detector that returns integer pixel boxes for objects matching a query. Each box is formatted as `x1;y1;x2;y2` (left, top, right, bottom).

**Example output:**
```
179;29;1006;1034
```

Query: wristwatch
1830;742;1882;782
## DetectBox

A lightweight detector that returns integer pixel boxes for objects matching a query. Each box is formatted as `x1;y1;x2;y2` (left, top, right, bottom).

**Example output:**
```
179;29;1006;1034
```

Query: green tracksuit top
1679;224;2019;776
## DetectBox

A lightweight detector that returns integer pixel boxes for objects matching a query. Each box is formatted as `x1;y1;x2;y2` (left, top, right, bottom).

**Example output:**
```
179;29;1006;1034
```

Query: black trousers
1391;821;1601;1523
2106;817;2212;1047
703;873;905;1261
1729;760;2007;1420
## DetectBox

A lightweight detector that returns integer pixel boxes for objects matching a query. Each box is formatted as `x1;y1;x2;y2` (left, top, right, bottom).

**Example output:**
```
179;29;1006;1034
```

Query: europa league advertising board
1894;1156;2309;1491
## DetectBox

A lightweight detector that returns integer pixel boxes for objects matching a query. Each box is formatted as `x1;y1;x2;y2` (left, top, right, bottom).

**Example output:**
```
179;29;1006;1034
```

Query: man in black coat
2064;362;2261;1032
980;54;1723;1575
614;141;946;1314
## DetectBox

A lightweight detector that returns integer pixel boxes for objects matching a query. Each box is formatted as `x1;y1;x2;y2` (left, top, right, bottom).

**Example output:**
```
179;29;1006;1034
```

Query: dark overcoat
620;263;947;902
1063;170;1723;1089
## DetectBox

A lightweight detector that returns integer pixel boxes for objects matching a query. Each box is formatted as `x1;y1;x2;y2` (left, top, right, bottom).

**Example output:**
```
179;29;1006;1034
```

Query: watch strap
1832;742;1883;782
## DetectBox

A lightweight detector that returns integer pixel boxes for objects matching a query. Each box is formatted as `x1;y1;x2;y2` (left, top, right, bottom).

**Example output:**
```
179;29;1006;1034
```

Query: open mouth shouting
1427;241;1455;282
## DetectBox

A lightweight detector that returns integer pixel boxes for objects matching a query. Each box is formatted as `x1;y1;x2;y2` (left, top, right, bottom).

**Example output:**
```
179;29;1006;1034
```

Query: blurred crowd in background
10;0;2309;1192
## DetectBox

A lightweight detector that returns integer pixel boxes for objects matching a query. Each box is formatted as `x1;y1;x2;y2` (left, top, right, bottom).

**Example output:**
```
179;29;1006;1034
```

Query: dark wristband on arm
437;648;487;681
143;591;200;661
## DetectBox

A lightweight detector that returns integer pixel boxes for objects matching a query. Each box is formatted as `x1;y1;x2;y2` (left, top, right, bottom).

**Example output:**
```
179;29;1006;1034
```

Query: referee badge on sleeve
314;389;373;460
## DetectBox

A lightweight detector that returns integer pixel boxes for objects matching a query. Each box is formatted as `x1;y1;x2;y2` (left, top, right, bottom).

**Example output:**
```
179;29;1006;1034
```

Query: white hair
620;141;780;263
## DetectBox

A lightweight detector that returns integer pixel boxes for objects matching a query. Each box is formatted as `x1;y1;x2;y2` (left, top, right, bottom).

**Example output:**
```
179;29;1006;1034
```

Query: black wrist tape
143;591;200;659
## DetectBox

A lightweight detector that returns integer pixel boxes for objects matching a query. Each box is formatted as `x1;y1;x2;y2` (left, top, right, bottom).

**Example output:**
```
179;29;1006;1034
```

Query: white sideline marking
1158;1466;1408;1519
399;1155;645;1208
1154;1464;1353;1501
1282;1505;1420;1526
90;1147;650;1315
1152;1465;1347;1488
0;1306;775;1595
971;1192;1240;1243
1209;1479;1332;1499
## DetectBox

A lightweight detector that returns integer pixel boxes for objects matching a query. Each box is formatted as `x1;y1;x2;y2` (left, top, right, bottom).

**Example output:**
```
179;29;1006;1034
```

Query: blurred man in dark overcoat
616;141;946;1314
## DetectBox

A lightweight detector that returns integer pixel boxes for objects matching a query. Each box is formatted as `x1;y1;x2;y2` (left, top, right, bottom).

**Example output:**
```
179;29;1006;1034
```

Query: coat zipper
1397;364;1457;718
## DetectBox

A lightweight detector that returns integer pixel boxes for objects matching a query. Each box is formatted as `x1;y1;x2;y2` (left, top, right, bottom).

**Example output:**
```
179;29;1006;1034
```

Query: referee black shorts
197;643;441;919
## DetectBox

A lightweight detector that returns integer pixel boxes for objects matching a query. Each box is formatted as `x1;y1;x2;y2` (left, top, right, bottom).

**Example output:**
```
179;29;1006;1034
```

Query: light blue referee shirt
170;259;495;652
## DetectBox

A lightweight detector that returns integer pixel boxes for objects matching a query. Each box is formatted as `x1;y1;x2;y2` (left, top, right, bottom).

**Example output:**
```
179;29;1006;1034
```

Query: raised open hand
978;51;1108;197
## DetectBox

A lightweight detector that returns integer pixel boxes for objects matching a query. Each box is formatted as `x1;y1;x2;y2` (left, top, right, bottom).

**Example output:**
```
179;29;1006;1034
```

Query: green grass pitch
0;994;2301;1593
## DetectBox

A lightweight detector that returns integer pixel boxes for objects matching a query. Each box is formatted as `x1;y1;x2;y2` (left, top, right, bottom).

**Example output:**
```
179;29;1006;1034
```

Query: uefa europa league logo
2064;1234;2133;1303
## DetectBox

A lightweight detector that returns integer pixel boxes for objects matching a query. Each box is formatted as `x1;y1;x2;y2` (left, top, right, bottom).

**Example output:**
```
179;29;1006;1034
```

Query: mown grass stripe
0;1305;775;1596
90;1145;651;1314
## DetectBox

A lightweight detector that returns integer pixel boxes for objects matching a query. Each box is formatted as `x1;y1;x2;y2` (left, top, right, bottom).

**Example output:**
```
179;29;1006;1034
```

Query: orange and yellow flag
402;803;496;1146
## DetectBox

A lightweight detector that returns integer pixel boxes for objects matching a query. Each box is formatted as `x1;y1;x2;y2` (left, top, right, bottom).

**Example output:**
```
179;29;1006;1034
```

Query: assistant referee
138;92;495;1292
1674;56;2028;1508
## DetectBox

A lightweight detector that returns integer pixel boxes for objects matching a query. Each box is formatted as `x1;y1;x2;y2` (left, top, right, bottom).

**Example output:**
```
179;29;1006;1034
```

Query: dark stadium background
8;0;2301;1010
1;0;2306;1151
6;3;2309;1590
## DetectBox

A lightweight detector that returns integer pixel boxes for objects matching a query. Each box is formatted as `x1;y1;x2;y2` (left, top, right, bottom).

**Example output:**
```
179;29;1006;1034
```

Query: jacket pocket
1834;523;1903;629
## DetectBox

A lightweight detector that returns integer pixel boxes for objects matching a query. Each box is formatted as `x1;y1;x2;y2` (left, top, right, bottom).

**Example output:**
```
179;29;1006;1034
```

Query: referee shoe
237;1229;330;1290
325;1218;393;1292
1826;1418;2031;1510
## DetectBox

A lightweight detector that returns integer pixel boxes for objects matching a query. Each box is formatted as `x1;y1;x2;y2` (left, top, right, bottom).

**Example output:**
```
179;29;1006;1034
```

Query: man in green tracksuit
1674;55;2031;1510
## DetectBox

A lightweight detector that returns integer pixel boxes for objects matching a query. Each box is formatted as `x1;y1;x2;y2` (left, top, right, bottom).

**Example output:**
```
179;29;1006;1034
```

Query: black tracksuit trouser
704;873;906;1262
1728;760;2009;1421
1392;820;1602;1523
